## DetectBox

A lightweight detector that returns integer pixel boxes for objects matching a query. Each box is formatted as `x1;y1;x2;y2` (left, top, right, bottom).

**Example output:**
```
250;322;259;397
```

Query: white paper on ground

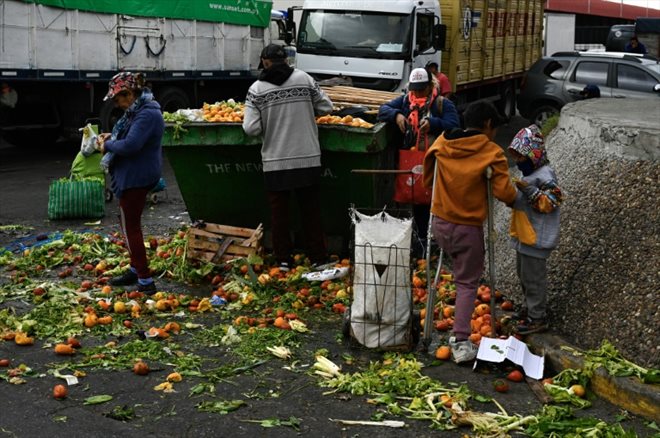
302;267;349;282
474;336;544;379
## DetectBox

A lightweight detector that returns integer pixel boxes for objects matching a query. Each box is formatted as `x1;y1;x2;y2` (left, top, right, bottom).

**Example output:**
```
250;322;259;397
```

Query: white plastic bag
79;124;99;157
350;209;413;349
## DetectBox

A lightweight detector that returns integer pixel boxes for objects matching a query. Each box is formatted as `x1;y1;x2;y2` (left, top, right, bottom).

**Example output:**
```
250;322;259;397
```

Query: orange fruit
469;333;482;344
570;384;586;398
435;345;451;360
475;303;490;317
442;306;454;318
439;394;452;407
53;384;68;399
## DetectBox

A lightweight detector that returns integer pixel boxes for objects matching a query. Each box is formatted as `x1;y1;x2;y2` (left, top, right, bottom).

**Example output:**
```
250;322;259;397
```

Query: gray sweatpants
516;252;547;320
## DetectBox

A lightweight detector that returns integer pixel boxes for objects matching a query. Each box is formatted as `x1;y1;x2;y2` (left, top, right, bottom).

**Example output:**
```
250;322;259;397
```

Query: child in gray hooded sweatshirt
508;124;563;335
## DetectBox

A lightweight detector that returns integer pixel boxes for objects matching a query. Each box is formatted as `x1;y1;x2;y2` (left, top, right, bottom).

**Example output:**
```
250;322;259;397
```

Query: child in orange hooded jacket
423;101;517;363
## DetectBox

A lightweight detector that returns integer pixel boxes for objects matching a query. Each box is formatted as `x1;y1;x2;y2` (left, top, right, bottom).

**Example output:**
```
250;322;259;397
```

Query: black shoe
516;318;548;335
511;307;528;321
137;281;157;296
109;270;138;286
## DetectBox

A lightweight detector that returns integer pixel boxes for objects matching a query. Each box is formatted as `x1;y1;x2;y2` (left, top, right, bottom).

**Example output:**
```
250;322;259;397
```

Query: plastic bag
79;124;99;157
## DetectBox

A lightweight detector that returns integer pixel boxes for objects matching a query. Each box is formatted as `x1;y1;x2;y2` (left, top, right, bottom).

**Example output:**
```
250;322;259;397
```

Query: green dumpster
162;122;398;245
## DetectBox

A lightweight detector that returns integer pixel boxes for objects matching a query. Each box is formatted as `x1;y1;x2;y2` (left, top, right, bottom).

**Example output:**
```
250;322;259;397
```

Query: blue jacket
378;93;460;146
105;100;164;198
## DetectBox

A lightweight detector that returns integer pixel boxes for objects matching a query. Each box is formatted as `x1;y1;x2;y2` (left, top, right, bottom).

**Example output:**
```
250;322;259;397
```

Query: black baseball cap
260;44;287;60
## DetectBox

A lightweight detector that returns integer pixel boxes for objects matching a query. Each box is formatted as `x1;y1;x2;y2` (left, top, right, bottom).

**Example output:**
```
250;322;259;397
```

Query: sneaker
516;318;548;335
511;307;528;321
449;336;478;364
109;270;138;286
136;281;157;296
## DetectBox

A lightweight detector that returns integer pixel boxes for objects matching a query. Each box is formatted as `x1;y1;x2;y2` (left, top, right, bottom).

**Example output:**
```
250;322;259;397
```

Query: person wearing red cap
96;72;164;294
378;67;460;255
243;44;333;268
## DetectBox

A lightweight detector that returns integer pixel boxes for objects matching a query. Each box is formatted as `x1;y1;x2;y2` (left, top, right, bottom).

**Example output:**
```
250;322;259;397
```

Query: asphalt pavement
1;116;658;436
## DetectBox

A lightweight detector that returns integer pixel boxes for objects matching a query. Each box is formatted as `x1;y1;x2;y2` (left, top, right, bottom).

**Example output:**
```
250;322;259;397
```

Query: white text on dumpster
205;163;337;178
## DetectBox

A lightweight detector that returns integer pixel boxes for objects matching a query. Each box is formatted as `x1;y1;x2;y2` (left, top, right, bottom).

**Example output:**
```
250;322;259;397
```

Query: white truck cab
294;0;444;91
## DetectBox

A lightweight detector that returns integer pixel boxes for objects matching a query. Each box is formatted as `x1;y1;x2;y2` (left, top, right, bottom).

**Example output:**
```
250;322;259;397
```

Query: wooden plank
188;237;259;254
241;225;263;247
188;228;228;241
525;376;553;404
195;223;256;238
322;85;400;98
321;86;401;109
189;244;258;262
186;221;263;265
211;237;234;263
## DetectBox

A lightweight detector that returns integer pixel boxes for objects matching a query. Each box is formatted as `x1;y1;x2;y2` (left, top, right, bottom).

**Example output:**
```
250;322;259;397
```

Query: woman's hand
395;113;407;133
419;117;430;134
96;133;111;153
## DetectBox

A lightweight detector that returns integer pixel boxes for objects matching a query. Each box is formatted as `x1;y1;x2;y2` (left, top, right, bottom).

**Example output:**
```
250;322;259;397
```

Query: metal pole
485;166;497;337
422;160;440;351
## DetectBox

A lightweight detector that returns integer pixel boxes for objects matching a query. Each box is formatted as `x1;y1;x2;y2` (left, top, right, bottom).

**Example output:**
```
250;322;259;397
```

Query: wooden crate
186;222;263;264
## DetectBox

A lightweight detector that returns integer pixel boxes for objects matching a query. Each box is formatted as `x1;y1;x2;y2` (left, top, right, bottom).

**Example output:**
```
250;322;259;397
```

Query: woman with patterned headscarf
508;124;564;335
96;72;164;295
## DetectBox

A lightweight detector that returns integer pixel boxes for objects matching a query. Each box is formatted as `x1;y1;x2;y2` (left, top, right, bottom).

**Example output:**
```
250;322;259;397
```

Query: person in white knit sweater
243;44;334;267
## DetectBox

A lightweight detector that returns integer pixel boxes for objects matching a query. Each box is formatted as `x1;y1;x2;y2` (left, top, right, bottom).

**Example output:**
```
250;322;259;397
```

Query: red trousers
267;184;327;264
118;187;151;278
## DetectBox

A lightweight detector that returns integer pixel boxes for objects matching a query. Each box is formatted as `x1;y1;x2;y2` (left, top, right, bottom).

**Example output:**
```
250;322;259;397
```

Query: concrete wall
491;98;660;367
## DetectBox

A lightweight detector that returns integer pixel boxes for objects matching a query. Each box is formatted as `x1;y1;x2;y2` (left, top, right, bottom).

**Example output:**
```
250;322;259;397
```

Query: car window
573;61;609;86
616;64;658;92
544;60;570;79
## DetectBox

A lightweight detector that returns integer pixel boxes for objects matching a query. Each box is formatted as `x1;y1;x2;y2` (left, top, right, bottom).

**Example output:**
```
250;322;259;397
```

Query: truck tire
530;104;559;128
157;87;190;113
498;84;516;121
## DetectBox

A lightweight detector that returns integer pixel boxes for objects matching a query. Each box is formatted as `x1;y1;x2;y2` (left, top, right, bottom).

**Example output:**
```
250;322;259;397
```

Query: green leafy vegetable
196;399;246;414
84;394;113;405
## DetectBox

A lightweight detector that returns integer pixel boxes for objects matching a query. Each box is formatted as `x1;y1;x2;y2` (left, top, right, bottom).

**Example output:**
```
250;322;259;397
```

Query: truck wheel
157;87;190;113
530;104;559;128
498;84;516;121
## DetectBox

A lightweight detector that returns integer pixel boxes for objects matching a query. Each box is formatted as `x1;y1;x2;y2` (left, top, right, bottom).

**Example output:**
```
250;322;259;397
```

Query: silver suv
517;51;660;125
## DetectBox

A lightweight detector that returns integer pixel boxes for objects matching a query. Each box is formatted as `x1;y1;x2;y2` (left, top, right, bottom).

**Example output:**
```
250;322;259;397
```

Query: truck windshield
297;10;411;59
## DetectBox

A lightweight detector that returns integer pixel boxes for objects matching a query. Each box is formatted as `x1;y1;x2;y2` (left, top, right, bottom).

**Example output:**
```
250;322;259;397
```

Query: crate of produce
186;222;263;264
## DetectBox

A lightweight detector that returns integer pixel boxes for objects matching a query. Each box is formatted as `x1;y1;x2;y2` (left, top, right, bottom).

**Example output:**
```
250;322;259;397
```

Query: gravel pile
491;99;660;368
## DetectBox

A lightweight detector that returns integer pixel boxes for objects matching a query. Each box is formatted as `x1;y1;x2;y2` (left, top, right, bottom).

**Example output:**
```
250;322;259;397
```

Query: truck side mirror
433;24;447;51
285;29;296;45
286;7;297;45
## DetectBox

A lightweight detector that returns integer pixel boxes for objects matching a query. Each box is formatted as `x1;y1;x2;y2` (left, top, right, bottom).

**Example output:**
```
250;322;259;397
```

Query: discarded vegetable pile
0;228;656;436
